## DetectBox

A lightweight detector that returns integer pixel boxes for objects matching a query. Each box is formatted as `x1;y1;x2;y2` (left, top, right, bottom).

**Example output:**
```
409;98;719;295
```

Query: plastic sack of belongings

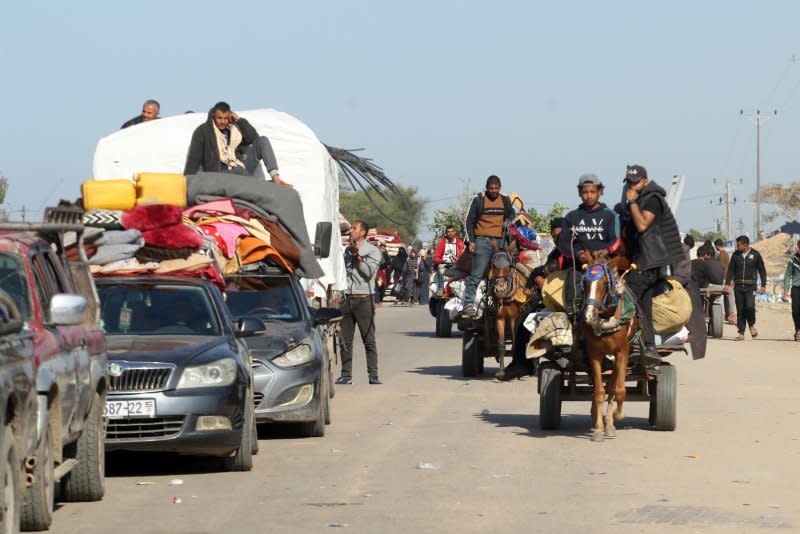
443;279;486;320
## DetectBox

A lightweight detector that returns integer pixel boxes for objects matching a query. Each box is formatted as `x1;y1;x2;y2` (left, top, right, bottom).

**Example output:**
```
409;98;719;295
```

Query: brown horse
580;257;638;442
487;242;528;378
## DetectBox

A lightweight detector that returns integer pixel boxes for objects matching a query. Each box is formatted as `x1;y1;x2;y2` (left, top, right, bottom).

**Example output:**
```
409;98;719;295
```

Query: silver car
224;268;341;437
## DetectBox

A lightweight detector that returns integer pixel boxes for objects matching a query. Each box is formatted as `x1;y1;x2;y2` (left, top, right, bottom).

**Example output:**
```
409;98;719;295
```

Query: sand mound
752;232;793;277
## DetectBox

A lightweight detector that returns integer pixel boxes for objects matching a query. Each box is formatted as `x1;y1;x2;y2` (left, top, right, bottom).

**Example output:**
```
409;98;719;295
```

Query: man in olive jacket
184;101;289;187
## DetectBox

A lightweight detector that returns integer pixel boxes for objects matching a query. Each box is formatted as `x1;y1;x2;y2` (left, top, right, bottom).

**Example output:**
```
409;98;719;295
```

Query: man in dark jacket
724;235;767;341
461;175;515;317
557;174;620;316
620;164;685;365
121;99;160;129
184;101;289;187
691;245;725;288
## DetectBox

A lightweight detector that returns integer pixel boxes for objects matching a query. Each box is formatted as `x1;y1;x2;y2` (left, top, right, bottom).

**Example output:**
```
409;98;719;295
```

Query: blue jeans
240;136;280;176
464;237;502;306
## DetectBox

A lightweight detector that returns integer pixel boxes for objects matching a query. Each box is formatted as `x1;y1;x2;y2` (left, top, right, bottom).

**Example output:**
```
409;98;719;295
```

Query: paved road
50;303;799;533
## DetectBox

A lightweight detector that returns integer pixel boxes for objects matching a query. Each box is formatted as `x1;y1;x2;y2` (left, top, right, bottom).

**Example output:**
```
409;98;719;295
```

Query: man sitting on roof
121;99;161;129
184;101;290;187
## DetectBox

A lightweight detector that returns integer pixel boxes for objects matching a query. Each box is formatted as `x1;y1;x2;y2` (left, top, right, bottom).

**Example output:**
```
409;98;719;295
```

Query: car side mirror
313;222;333;259
236;316;266;338
312;307;342;326
49;294;87;326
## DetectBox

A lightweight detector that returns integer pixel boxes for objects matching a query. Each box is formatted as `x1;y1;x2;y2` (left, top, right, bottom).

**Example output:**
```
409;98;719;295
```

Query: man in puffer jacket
184;101;289;187
783;240;800;341
620;164;685;366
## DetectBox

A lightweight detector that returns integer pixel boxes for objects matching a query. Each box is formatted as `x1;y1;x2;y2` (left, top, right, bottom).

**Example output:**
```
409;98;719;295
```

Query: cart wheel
462;330;481;377
709;301;723;338
652;364;677;431
435;300;453;338
538;365;562;430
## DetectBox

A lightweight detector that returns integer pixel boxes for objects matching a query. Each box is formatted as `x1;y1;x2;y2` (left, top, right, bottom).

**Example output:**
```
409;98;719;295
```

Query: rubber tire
60;392;105;502
652;364;677;431
324;372;332;426
538;366;562;430
328;332;337;400
435;300;453;338
1;427;21;534
428;299;438;318
299;381;326;438
462;330;481;377
21;421;54;531
709;301;723;339
224;394;254;471
250;395;260;457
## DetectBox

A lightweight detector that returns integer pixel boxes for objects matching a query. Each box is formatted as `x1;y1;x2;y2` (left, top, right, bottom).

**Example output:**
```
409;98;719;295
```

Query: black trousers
792;286;800;330
733;284;756;334
340;295;379;379
626;268;660;347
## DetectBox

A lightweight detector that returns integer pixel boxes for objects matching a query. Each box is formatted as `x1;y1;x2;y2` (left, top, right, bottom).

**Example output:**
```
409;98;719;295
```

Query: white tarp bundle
92;109;347;294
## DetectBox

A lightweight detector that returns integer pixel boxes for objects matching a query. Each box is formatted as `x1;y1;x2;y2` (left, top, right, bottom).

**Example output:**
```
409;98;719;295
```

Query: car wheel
21;418;54;530
0;426;21;534
225;393;254;472
323;375;331;426
250;396;260;457
61;392;105;502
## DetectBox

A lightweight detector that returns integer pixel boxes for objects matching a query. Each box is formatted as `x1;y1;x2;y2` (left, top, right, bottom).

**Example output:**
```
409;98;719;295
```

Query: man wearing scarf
184;101;290;187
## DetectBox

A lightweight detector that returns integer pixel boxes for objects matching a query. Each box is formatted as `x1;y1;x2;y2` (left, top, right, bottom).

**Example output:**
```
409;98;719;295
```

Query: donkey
486;240;529;379
580;257;639;442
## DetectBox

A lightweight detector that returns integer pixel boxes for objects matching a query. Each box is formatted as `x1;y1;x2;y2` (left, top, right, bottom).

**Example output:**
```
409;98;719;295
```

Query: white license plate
103;399;156;419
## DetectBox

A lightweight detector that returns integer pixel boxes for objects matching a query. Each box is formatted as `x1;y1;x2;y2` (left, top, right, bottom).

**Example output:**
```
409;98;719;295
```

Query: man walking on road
783;240;800;341
337;220;383;385
724;235;767;341
461;175;515;317
715;238;735;323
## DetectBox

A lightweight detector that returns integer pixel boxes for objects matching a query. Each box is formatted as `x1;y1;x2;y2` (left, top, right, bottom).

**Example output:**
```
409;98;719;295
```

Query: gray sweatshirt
345;240;382;295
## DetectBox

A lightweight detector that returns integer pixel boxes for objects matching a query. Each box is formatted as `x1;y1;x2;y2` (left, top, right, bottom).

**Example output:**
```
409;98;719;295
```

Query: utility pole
713;178;742;240
739;109;777;240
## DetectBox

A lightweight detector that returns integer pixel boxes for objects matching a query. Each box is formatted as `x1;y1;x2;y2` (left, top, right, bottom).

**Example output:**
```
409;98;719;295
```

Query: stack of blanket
81;204;223;288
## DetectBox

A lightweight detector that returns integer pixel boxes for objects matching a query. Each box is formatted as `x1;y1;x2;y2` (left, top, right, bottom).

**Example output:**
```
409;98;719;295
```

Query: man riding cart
429;225;465;336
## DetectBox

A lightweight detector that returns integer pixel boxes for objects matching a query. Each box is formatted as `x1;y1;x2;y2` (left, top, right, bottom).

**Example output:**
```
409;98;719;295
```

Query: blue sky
2;1;799;239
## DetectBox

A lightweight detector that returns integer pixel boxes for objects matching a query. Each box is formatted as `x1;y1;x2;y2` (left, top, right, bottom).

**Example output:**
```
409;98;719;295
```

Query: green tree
340;183;426;243
526;202;569;234
427;179;476;238
687;228;726;244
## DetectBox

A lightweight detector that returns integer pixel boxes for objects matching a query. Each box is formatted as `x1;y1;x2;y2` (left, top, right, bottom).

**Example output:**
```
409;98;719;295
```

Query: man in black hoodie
184;101;289;187
620;165;685;365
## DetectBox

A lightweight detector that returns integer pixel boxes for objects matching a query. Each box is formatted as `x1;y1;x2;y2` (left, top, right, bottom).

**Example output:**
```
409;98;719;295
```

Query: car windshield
225;276;301;322
0;252;32;320
97;283;221;336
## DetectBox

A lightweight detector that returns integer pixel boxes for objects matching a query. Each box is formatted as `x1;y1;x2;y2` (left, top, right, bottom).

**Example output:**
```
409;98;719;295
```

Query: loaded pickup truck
0;223;108;531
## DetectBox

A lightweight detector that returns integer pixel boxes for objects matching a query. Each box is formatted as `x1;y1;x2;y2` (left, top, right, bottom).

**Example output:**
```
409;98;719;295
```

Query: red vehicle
0;223;108;530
